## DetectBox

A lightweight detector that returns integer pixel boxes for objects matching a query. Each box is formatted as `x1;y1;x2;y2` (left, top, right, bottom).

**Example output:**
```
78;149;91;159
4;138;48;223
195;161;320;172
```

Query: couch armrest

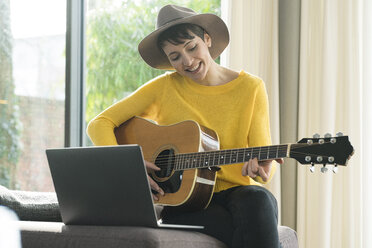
0;185;61;221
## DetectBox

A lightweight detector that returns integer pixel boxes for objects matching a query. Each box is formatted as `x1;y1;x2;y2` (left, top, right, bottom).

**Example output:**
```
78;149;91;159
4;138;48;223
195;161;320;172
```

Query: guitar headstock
290;133;354;173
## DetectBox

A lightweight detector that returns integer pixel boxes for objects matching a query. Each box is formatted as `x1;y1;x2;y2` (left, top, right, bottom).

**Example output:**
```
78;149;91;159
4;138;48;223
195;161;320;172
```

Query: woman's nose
182;54;193;66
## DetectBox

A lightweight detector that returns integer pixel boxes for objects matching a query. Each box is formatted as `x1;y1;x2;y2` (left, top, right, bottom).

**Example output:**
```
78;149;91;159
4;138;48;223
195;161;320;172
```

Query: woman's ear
204;33;212;48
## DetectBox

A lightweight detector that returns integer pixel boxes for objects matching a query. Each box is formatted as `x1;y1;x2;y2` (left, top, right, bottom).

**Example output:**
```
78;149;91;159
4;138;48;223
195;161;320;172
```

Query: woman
87;4;283;248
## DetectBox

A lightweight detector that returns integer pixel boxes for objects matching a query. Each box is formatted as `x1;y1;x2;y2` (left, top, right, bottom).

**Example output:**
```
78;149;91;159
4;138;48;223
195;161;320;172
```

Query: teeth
188;64;199;72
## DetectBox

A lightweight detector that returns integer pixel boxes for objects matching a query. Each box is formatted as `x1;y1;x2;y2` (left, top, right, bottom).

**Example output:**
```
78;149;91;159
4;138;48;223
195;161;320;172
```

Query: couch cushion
19;221;228;248
19;221;298;248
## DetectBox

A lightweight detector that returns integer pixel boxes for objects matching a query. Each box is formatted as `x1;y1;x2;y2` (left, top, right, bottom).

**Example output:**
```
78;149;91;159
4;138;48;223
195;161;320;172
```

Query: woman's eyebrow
183;40;193;47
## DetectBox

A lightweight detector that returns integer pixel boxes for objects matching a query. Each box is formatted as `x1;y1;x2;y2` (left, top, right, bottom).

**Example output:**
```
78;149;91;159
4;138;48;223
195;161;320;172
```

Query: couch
0;185;298;248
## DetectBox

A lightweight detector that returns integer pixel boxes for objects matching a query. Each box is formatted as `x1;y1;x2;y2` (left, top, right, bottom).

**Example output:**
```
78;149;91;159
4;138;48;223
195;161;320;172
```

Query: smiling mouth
186;62;201;73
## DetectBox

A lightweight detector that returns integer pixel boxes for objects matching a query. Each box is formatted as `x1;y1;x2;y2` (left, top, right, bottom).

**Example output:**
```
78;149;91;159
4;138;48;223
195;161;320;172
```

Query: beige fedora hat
138;4;229;70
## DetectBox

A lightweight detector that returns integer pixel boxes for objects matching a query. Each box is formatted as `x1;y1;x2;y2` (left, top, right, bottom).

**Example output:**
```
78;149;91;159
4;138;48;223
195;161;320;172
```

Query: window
0;0;219;192
84;0;221;145
0;0;66;191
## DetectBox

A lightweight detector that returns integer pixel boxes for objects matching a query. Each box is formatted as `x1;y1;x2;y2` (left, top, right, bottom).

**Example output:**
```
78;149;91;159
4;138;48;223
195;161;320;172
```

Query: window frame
65;0;86;147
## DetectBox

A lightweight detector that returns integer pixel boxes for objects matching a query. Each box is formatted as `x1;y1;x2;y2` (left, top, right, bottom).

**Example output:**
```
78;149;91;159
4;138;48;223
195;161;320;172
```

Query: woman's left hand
242;158;284;182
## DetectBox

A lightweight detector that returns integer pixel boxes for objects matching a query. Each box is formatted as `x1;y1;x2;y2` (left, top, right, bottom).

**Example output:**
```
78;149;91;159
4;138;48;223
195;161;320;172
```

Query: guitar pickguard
151;170;183;193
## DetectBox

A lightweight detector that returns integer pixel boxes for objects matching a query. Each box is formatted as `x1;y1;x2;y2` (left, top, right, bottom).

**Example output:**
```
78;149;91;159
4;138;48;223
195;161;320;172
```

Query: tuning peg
330;138;337;144
336;132;343;137
317;156;323;163
313;133;320;138
324;133;332;138
321;165;328;173
328;156;335;163
332;165;339;174
310;164;315;173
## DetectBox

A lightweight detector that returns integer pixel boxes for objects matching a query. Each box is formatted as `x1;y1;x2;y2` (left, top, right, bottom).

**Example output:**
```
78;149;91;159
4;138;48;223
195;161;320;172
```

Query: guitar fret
186;154;189;168
264;147;269;159
184;154;189;169
219;151;224;165
252;148;258;159
224;150;231;164
231;149;237;163
238;149;244;163
206;153;212;167
278;145;288;158
276;146;279;159
197;152;202;168
192;153;197;168
178;154;183;170
175;144;289;170
269;145;278;159
258;147;262;160
245;148;252;162
206;153;211;167
200;152;205;168
183;154;187;170
175;155;180;170
212;151;216;166
178;154;182;170
216;151;220;166
175;154;179;170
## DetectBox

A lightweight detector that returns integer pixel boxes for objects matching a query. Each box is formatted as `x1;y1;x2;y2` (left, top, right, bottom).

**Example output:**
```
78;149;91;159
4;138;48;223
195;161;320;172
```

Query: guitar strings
151;147;289;164
150;147;289;169
148;143;335;170
152;151;336;170
149;140;333;162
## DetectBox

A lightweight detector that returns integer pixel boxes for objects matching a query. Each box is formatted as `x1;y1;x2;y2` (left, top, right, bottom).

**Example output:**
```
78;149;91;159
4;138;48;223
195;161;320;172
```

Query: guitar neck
174;144;290;170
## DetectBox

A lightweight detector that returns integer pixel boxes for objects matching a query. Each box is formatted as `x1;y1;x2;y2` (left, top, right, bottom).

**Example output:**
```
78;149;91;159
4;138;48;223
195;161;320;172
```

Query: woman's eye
189;44;197;51
170;55;179;61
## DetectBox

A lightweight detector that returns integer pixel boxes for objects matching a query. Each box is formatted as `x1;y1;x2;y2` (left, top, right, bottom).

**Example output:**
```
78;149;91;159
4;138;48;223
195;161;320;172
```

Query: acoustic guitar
115;116;354;212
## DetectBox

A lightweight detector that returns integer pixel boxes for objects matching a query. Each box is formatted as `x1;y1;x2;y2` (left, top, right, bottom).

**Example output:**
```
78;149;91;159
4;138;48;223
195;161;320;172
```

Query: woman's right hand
144;161;165;201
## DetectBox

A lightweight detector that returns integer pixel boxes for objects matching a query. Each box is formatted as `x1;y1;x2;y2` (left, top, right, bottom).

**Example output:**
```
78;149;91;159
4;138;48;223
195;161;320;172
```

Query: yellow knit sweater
86;70;276;192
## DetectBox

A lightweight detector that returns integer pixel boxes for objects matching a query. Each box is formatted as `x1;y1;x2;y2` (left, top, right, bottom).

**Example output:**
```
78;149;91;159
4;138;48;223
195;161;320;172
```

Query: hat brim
138;13;229;70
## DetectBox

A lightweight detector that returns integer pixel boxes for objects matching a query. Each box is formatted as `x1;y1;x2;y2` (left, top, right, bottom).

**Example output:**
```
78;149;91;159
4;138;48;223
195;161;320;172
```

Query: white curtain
297;0;372;247
221;0;281;220
222;0;372;247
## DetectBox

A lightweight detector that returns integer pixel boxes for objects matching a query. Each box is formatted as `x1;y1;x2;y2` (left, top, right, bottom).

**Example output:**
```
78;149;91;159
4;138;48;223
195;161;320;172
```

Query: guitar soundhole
153;149;182;193
154;149;175;177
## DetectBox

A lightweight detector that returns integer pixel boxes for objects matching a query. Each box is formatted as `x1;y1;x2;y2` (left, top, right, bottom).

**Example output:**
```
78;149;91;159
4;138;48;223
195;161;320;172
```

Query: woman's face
161;32;213;84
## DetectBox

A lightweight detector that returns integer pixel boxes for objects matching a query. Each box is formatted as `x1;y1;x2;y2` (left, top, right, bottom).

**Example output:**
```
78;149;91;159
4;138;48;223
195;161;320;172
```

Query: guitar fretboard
174;144;289;170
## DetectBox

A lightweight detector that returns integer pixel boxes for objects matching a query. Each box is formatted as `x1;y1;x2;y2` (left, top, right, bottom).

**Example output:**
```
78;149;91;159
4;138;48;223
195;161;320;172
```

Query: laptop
46;145;203;229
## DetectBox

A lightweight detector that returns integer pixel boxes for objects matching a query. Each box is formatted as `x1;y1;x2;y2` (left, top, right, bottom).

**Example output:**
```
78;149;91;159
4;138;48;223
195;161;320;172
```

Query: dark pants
162;185;280;248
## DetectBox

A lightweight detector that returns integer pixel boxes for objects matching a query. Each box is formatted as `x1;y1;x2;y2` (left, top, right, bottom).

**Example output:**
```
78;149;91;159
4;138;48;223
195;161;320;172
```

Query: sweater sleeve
86;75;166;146
248;80;277;184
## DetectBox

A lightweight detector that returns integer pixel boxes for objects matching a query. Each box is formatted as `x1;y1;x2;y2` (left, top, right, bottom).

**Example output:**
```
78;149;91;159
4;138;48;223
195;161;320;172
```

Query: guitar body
115;116;220;211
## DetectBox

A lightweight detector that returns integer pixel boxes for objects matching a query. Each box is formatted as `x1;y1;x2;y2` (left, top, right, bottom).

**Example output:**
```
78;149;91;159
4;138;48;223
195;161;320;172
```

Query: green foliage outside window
0;0;21;188
85;0;221;126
